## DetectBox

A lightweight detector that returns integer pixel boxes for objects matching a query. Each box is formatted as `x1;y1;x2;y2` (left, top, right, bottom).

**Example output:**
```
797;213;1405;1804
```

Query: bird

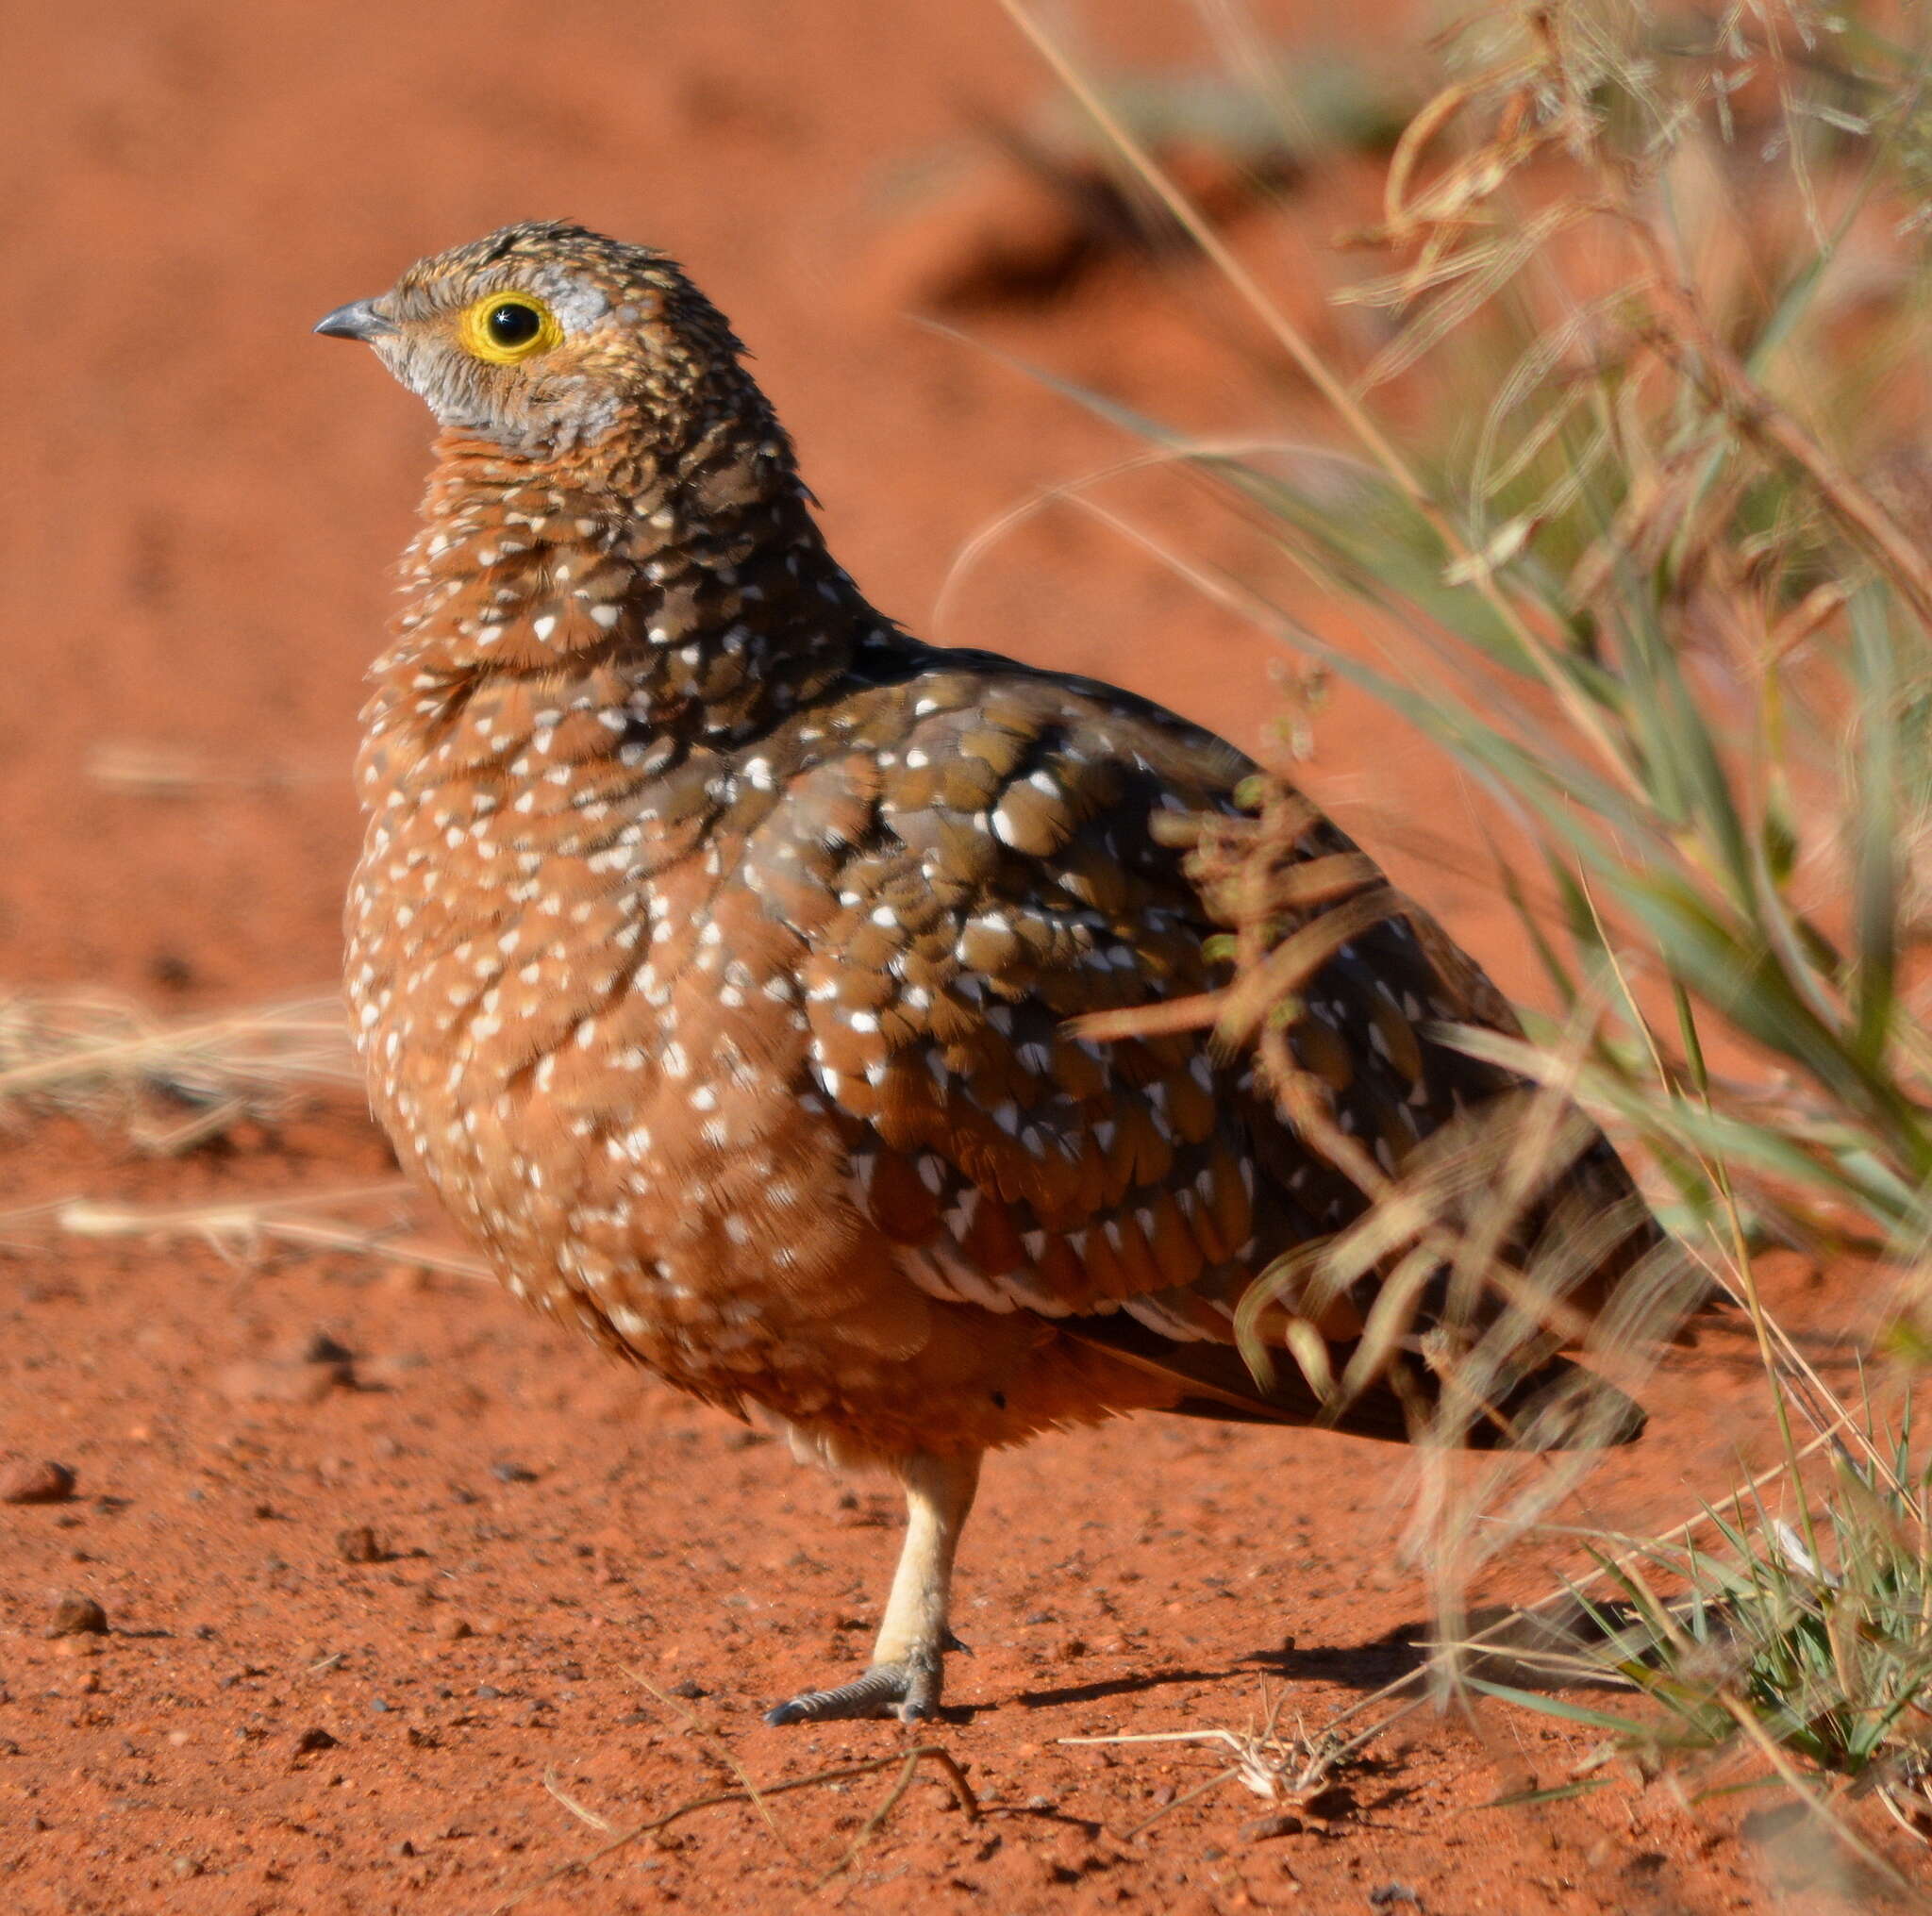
318;221;1667;1725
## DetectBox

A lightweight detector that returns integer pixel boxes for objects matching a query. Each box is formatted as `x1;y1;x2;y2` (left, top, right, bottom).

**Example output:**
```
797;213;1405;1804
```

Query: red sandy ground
0;3;1910;1910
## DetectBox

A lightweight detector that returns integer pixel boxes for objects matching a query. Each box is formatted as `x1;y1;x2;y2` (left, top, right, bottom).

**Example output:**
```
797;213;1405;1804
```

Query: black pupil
487;302;541;347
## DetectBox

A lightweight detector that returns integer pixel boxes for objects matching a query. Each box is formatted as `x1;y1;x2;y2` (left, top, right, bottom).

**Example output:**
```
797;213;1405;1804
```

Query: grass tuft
0;989;358;1152
1002;0;1932;1871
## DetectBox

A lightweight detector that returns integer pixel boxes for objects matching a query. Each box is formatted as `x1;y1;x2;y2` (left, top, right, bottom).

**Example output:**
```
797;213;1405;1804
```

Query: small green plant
1473;1414;1932;1835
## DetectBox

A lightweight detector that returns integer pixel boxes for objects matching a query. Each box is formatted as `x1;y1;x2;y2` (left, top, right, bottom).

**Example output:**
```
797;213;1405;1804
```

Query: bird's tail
1066;1312;1647;1450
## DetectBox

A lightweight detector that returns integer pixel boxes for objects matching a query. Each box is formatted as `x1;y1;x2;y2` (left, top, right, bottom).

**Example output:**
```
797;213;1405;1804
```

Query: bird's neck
364;431;876;787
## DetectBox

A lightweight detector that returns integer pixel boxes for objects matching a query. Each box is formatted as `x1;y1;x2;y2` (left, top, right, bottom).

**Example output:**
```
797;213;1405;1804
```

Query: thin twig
541;1767;619;1836
815;1744;976;1887
625;1668;796;1863
491;1748;977;1914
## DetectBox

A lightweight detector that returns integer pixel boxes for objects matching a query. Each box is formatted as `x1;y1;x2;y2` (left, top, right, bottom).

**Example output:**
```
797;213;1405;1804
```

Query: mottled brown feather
341;223;1662;1467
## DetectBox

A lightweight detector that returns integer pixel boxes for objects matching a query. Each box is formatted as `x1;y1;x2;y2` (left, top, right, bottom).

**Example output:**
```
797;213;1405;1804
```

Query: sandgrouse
320;222;1661;1724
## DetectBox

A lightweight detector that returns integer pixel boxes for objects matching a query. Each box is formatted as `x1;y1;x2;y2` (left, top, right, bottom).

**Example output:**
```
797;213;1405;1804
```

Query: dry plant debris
52;1185;491;1283
0;988;358;1151
1064;1682;1357;1839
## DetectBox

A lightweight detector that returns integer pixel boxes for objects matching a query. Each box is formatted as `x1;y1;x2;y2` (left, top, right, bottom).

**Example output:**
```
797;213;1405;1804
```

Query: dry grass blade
54;1189;492;1284
83;740;337;794
0;1200;70;1255
541;1767;619;1836
625;1667;795;1862
928;432;1353;646
0;988;357;1150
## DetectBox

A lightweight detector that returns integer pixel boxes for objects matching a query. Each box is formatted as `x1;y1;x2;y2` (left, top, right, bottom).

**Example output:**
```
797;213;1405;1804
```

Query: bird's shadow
1001;1599;1645;1716
1000;1633;1424;1715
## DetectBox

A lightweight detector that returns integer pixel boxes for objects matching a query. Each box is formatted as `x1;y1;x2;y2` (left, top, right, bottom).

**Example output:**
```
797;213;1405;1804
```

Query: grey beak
313;298;396;342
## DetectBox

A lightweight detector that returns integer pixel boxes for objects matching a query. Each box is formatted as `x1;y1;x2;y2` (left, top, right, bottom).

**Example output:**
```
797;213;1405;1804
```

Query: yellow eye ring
459;292;563;365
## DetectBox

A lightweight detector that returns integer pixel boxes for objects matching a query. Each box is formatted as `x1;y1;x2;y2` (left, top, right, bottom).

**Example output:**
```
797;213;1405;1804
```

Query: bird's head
315;221;774;472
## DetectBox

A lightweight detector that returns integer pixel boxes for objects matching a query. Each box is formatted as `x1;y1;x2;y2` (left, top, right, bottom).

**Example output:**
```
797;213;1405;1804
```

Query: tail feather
1064;1313;1647;1451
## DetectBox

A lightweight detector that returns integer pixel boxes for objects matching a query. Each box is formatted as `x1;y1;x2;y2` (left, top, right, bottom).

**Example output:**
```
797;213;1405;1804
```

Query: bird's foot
765;1633;967;1725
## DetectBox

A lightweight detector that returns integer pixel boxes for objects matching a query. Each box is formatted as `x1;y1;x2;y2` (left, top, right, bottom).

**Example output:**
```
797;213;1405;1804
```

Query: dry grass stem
83;740;338;794
53;1189;492;1284
0;988;357;1150
541;1767;619;1836
625;1668;796;1861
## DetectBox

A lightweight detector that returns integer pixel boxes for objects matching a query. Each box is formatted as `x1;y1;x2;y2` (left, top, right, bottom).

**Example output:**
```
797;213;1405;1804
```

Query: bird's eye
487;302;541;347
458;292;562;365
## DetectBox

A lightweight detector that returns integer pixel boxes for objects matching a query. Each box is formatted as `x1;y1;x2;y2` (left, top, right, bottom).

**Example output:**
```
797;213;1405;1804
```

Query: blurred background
5;0;1462;1004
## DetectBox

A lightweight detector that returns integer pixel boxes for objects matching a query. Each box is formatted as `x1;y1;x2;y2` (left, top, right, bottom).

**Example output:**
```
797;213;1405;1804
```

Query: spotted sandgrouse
319;222;1661;1724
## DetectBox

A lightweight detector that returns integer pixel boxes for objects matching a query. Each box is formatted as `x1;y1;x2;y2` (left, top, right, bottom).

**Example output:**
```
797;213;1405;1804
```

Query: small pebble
46;1592;108;1638
491;1460;537;1484
1;1459;75;1505
336;1525;386;1565
294;1330;355;1366
149;952;194;991
293;1726;339;1754
1241;1810;1306;1842
434;1612;474;1641
666;1677;707;1700
475;1683;503;1700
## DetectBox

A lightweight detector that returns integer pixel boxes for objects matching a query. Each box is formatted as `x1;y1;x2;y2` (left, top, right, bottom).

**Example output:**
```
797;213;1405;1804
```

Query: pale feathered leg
766;1450;981;1724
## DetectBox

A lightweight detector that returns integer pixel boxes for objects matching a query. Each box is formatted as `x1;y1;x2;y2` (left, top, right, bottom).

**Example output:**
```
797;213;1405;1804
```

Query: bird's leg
765;1449;981;1725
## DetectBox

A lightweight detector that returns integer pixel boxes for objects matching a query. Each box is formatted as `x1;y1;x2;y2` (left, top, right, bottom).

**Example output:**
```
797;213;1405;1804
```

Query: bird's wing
750;649;1657;1446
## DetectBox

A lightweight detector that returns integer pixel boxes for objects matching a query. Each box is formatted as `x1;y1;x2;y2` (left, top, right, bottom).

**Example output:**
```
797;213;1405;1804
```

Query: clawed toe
765;1648;944;1725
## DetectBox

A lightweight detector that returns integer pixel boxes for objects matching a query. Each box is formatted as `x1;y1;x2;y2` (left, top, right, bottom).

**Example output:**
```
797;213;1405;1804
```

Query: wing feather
755;649;1661;1443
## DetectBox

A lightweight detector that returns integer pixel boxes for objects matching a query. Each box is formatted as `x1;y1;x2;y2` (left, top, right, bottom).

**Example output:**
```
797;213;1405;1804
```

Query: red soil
0;3;1905;1910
